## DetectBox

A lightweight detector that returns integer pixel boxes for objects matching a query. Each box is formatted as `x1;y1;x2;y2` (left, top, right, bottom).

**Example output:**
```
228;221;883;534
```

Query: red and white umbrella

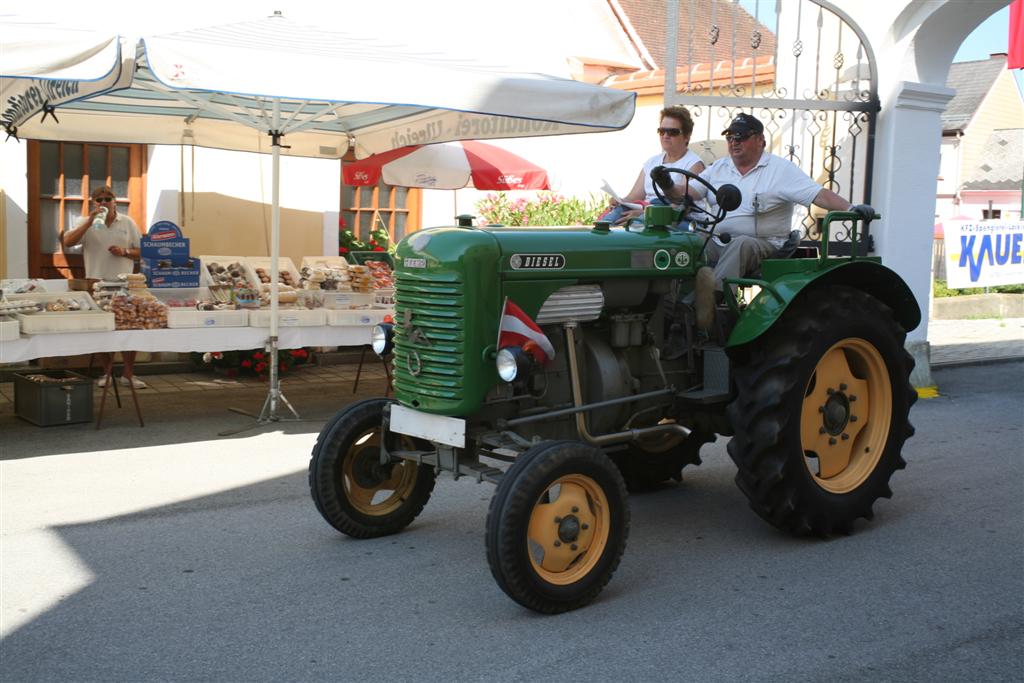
342;140;550;190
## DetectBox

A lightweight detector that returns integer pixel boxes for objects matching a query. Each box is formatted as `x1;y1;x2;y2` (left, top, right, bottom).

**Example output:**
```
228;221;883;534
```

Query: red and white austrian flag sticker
498;299;555;363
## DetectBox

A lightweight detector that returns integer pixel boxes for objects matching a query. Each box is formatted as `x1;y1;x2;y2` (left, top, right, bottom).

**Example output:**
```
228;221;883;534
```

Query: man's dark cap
721;113;764;136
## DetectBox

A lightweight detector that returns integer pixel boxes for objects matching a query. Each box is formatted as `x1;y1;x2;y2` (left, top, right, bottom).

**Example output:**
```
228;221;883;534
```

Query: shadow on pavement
0;377;392;460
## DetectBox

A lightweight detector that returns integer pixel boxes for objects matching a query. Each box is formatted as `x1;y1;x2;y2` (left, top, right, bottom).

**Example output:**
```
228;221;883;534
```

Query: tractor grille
392;274;465;401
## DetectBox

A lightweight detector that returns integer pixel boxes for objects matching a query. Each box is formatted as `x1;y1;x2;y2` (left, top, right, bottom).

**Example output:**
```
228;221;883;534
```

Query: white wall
1;141;29;277
961;191;1023;221
936;136;962;203
145;146;340;230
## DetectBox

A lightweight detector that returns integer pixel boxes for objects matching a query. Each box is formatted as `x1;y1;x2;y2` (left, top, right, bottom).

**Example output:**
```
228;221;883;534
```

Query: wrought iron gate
664;0;879;246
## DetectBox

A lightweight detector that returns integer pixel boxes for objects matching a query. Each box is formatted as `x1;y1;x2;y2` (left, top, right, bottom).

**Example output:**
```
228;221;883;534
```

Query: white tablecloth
0;325;371;364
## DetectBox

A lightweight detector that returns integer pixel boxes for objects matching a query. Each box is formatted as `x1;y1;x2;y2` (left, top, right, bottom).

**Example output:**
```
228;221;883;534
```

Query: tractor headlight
496;346;530;383
371;323;394;356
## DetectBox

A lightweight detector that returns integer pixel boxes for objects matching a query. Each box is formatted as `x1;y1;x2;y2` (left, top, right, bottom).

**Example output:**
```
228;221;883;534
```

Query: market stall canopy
1;13;636;158
0;12;634;424
342;140;550;190
0;22;131;130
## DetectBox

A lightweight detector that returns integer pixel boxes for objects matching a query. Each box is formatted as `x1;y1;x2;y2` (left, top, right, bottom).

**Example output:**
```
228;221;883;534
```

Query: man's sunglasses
656;127;682;137
725;132;755;143
94;196;115;203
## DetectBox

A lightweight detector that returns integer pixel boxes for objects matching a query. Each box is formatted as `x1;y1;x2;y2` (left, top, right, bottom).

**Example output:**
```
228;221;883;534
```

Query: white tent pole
231;124;300;430
268;127;281;417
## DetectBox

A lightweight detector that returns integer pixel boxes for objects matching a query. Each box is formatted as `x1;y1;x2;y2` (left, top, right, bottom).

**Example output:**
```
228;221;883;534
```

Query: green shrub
475;192;608;227
933;279;1024;297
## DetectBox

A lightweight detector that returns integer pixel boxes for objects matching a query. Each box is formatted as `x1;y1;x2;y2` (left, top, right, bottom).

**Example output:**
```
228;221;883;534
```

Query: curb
931;355;1024;370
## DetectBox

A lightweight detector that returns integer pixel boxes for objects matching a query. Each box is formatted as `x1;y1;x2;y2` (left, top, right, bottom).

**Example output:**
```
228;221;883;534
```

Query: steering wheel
650;166;742;232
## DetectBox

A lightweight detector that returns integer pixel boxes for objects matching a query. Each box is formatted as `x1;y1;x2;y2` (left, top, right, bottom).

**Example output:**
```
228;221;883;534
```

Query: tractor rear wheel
613;429;713;492
726;287;916;536
486;440;629;613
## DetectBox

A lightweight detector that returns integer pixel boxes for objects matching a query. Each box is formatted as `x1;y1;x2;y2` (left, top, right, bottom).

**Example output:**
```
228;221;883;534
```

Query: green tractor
309;167;919;613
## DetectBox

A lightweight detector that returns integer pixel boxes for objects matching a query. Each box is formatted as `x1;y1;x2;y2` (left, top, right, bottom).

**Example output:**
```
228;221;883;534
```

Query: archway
663;0;1013;387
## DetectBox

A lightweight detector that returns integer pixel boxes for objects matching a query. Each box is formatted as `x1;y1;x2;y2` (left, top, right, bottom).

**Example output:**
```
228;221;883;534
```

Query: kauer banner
944;221;1024;289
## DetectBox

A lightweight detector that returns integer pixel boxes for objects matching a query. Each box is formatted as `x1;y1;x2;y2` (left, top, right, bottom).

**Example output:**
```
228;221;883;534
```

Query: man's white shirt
73;213;141;279
692;152;822;247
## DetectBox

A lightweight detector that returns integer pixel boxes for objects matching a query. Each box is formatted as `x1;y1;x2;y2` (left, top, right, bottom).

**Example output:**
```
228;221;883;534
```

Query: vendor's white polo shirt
695;152;822;246
73;213;141;279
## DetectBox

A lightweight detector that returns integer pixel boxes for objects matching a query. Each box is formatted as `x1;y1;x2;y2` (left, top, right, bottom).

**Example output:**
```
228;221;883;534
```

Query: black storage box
14;370;93;426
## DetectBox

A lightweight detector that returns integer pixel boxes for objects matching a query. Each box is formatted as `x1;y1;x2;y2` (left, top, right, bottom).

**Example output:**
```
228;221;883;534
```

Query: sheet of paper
600;179;643;210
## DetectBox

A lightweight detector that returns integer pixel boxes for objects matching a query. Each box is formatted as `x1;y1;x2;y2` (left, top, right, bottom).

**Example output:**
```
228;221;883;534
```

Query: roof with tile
614;0;777;69
941;56;1006;133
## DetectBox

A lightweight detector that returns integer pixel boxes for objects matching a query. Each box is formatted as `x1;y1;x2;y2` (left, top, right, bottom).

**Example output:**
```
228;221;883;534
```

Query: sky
953;3;1023;96
737;1;1022;94
954;4;1011;62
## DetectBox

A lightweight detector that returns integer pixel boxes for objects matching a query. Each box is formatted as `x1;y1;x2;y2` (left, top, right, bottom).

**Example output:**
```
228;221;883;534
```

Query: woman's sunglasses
94;196;115;203
656;127;682;137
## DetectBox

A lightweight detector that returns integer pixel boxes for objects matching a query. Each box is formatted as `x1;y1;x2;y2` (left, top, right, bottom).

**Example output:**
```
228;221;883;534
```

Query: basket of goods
347;265;375;293
0;314;20;341
111;294;168;330
247;257;300;291
7;291;114;333
254;266;297;288
204;260;256;289
234;287;261;310
149;287;249;328
299;265;352;292
364;260;395;287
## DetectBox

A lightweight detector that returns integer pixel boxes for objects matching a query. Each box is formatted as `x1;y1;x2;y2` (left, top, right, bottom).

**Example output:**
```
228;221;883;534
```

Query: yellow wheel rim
799;337;892;494
526;474;610;585
341;429;419;516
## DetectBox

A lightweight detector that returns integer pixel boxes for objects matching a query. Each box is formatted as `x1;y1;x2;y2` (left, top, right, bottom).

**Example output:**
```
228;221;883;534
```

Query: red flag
498;299;555;363
1011;0;1024;69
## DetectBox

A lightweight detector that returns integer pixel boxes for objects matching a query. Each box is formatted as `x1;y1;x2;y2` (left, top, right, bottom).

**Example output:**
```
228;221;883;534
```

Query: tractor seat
774;229;803;259
745;230;803;280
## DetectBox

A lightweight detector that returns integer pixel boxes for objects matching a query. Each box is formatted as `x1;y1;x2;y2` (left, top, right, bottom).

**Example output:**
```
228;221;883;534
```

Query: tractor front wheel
486;440;629;613
309;398;436;538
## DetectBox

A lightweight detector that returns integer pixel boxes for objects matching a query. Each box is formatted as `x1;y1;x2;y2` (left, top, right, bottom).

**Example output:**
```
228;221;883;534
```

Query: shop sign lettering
945;221;1024;288
2;80;80;126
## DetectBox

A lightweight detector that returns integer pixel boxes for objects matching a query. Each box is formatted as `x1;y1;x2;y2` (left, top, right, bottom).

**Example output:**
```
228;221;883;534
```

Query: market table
0;325;371;364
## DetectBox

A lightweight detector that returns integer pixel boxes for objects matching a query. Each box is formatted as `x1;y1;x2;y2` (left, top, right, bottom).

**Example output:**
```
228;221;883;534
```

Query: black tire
309;398;436;539
726;286;916;536
485;440;629;613
613;430;713;492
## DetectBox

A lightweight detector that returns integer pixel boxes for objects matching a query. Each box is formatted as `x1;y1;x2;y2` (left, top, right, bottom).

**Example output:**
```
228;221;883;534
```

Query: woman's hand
614;208;644;225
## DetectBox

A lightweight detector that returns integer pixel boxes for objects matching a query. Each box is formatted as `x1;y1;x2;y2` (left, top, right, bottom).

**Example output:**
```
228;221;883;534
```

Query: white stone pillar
872;81;955;388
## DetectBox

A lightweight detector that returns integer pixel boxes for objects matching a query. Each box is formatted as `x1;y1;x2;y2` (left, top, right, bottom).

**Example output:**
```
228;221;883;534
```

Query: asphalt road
1;362;1021;682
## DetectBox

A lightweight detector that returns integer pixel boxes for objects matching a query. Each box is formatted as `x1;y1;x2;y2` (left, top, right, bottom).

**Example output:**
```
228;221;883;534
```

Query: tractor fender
726;260;922;349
